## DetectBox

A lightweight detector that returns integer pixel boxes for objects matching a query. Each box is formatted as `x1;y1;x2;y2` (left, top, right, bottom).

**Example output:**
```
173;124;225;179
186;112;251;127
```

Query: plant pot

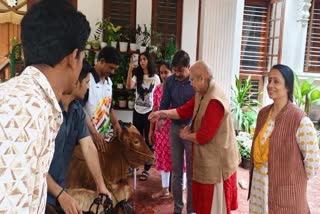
128;100;135;109
85;44;91;49
111;41;117;49
240;157;251;170
118;100;127;108
100;41;107;49
119;42;128;52
139;46;147;53
117;83;124;89
91;40;100;50
130;43;137;51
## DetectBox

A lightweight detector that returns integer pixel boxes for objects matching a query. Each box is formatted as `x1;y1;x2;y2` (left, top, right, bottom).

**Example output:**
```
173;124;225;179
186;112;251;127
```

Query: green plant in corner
231;75;261;133
293;72;320;115
95;18;121;45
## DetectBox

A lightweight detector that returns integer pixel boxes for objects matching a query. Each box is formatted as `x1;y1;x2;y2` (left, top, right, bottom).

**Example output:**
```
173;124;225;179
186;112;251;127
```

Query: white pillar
78;0;103;41
136;0;152;35
198;0;244;97
181;0;199;64
281;0;311;74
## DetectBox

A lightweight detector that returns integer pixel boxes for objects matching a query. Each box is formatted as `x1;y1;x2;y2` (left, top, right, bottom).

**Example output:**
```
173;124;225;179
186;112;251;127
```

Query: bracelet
56;188;65;200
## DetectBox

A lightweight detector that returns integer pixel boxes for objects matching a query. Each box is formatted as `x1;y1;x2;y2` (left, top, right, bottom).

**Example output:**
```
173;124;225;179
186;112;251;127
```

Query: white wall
136;0;152;35
78;0;103;41
181;0;199;64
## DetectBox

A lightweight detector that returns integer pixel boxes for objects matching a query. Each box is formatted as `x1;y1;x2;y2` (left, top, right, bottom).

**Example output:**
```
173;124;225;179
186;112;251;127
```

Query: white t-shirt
84;73;113;137
132;74;160;114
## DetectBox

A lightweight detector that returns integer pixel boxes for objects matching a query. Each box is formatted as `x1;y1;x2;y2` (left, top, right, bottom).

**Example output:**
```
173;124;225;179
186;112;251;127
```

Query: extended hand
58;191;82;214
92;132;107;152
97;184;112;200
148;111;161;123
113;122;122;136
179;125;191;140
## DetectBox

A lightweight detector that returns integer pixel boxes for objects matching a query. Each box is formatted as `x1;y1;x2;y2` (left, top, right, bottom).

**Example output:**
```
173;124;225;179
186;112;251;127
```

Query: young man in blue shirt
160;50;195;214
46;60;110;213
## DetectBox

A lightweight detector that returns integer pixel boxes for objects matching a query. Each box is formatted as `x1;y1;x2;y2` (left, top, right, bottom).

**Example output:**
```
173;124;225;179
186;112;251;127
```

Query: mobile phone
132;54;139;66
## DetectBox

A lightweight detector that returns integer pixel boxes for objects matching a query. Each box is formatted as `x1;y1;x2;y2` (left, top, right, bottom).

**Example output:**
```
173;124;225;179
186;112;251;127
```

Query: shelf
113;88;133;92
114;107;134;111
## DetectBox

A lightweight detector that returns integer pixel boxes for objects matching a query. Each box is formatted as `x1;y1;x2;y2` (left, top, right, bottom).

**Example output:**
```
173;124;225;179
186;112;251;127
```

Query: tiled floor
128;166;320;214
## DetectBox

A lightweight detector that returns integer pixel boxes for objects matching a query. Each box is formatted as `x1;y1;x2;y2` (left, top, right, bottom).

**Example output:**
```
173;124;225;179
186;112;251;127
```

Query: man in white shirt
0;0;90;213
83;47;121;151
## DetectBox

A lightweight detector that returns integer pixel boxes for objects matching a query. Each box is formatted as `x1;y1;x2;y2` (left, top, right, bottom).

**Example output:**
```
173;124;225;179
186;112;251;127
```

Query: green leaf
310;89;320;103
301;81;311;96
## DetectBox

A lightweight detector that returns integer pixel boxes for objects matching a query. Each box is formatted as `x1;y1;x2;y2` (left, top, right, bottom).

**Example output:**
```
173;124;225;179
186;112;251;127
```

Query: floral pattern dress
153;84;172;172
249;117;319;214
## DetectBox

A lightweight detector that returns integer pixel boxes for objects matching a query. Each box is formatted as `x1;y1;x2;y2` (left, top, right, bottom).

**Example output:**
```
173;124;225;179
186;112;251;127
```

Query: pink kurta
153;84;172;172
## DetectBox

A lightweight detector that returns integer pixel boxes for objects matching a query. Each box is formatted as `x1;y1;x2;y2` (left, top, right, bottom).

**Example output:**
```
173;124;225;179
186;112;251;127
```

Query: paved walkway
129;166;320;214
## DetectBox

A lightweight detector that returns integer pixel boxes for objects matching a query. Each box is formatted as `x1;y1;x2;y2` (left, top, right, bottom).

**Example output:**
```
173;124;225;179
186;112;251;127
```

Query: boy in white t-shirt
83;47;121;151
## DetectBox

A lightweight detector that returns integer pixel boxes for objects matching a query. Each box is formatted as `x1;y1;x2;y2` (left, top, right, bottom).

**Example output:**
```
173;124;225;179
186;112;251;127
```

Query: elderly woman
149;60;240;214
248;64;320;213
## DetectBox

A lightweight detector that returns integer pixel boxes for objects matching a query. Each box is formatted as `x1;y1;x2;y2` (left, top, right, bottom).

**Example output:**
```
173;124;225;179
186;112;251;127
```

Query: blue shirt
47;100;90;206
160;74;195;125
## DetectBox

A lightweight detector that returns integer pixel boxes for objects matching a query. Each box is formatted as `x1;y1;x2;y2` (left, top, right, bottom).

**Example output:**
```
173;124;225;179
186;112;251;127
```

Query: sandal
152;190;170;199
139;170;149;181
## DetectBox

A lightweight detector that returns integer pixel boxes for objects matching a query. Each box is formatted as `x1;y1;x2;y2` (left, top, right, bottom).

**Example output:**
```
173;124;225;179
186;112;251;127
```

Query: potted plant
96;18;121;48
119;27;130;52
118;96;127;108
127;91;135;109
113;75;125;89
236;131;253;169
155;34;177;63
231;75;261;133
129;27;139;51
137;24;151;53
293;72;320;115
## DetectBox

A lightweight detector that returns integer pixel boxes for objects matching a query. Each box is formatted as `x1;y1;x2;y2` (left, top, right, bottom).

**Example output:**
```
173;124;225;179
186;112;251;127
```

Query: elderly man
149;60;240;214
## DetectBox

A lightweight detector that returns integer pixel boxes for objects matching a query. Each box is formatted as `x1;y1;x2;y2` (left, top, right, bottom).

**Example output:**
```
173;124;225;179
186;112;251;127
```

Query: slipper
139;170;149;181
152;191;170;199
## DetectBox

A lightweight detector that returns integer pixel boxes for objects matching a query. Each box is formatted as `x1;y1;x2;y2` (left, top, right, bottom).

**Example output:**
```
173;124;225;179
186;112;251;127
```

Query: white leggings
161;171;170;188
161;171;187;189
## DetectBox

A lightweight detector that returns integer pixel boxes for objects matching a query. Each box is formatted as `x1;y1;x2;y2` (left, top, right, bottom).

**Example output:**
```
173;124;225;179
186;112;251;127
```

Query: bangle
56;188;65;200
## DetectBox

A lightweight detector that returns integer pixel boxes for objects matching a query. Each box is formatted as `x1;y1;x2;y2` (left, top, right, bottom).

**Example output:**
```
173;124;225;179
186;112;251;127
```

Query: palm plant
293;72;320;115
231;75;261;133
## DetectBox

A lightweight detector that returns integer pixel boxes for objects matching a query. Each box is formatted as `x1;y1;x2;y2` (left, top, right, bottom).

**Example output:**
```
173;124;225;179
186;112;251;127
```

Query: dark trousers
133;109;153;171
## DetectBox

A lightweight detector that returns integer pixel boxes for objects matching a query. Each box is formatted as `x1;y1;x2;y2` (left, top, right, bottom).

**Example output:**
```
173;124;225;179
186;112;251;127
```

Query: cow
65;122;154;212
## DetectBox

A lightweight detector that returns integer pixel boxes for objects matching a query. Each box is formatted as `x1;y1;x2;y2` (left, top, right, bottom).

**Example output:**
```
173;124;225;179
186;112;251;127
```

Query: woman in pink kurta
149;62;173;198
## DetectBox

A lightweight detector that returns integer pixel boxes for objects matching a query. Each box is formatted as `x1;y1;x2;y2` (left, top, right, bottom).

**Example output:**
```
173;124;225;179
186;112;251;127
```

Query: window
152;0;182;48
240;2;268;73
304;0;320;73
240;0;285;102
103;0;136;30
267;0;285;70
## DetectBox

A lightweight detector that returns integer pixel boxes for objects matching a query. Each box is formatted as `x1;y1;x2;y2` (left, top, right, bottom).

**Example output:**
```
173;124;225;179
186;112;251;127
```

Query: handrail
0;58;10;71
